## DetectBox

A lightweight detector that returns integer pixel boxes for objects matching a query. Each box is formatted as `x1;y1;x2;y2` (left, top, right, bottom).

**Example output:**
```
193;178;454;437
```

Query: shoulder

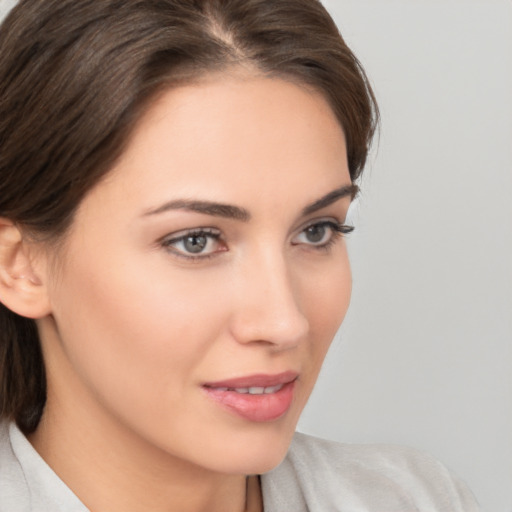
0;421;31;511
0;421;88;512
261;432;480;512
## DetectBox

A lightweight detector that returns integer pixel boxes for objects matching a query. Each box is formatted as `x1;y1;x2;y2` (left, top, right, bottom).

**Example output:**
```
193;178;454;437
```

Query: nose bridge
230;242;309;348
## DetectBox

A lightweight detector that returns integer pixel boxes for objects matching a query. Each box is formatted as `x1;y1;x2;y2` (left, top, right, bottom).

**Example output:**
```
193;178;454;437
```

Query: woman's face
38;75;353;475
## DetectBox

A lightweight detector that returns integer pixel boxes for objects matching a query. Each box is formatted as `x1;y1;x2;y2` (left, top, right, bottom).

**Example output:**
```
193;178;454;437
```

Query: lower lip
202;381;295;422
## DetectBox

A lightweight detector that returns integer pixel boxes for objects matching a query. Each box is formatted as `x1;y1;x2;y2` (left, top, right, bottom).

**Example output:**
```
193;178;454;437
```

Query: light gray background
0;0;14;18
1;1;510;511
298;2;512;512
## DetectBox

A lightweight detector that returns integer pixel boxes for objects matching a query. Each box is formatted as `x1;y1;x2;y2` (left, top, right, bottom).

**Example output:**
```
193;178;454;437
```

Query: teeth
264;385;283;394
225;384;284;394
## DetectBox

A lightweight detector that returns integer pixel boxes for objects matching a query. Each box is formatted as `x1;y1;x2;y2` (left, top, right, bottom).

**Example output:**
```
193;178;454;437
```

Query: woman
0;1;479;510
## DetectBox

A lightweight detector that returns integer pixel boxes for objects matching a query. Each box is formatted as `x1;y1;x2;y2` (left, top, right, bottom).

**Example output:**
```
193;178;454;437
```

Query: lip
202;371;298;422
203;371;298;389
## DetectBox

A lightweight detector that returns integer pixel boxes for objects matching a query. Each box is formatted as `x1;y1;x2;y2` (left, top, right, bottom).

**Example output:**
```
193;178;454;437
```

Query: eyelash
160;228;223;261
160;221;354;261
297;221;354;253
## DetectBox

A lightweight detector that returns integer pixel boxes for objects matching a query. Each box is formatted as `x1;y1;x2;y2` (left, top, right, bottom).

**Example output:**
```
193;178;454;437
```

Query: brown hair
0;0;378;433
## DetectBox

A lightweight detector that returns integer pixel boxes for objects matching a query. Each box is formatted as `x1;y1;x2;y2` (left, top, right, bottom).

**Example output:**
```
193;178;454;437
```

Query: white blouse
0;422;479;511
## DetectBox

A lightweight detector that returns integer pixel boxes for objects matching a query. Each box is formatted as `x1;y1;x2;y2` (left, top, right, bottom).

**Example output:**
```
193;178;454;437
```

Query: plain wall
298;2;512;512
0;0;14;18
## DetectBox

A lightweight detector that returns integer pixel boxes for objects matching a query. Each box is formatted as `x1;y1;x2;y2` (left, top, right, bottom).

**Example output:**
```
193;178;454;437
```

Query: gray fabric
261;432;480;511
0;421;479;511
0;422;85;512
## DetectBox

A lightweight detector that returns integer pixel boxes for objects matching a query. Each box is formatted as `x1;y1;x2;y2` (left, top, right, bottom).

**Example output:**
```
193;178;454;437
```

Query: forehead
83;75;349;219
120;75;345;175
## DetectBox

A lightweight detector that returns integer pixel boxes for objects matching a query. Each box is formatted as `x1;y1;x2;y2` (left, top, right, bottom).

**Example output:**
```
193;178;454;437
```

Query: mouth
202;371;298;422
211;384;286;394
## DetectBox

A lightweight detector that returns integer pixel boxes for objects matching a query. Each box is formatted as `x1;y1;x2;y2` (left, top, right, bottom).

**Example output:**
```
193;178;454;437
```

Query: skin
27;74;354;512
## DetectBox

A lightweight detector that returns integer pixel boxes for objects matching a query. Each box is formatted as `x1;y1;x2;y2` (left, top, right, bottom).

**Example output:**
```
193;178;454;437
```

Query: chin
191;391;308;475
202;420;299;475
212;441;292;476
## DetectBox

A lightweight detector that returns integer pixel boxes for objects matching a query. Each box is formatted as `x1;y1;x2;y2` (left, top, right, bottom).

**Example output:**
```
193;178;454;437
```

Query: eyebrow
301;183;358;216
142;183;358;221
143;199;251;221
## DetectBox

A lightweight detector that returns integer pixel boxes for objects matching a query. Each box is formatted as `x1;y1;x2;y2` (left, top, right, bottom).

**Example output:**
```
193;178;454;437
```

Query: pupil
306;225;326;243
184;235;207;253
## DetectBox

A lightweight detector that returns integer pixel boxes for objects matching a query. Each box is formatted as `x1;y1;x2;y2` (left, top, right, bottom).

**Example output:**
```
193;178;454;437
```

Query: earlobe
0;218;51;319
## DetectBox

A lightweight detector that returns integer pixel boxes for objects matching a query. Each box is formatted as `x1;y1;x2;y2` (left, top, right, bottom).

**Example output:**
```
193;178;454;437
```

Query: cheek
301;249;352;364
47;247;227;420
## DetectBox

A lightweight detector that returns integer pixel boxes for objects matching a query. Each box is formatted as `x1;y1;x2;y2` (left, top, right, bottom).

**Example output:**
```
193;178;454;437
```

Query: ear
0;218;51;319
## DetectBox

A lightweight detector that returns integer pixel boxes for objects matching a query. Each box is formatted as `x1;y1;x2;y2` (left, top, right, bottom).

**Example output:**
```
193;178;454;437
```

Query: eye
161;228;225;259
292;220;353;248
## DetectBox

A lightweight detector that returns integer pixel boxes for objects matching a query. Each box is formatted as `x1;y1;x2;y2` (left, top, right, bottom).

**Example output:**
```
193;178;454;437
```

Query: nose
229;248;309;351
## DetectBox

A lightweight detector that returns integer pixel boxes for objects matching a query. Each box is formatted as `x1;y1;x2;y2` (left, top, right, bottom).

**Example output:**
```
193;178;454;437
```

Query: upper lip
203;371;299;389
